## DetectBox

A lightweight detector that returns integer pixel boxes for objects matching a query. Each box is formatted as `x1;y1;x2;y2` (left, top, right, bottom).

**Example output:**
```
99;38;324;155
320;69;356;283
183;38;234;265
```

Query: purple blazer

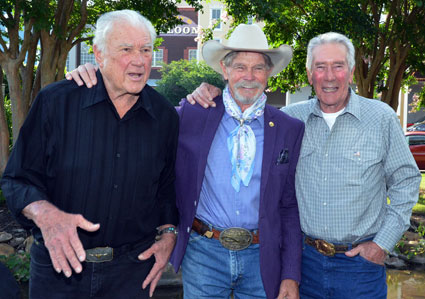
170;97;304;298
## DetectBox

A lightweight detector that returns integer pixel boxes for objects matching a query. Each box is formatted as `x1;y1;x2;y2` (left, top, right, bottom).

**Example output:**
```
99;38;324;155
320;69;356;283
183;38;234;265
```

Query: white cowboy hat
202;24;293;77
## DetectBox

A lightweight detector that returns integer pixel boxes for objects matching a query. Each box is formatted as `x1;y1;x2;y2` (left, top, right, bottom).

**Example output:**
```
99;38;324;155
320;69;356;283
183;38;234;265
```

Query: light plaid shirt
281;90;421;251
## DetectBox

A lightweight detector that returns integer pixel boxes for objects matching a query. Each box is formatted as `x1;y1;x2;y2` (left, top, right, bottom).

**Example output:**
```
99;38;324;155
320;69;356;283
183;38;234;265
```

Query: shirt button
116;153;121;158
113;184;118;189
324;177;327;181
236;210;240;215
325;153;328;157
187;227;190;233
323;202;327;206
194;201;197;206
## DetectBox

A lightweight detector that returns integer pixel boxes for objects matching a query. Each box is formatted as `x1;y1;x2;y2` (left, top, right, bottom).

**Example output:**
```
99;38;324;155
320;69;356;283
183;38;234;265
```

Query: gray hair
222;51;274;70
306;32;355;72
93;10;157;53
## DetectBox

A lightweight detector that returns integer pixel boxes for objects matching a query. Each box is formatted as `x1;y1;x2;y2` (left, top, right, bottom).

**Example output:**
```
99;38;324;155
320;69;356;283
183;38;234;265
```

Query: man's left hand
345;241;387;265
277;279;299;299
138;229;177;297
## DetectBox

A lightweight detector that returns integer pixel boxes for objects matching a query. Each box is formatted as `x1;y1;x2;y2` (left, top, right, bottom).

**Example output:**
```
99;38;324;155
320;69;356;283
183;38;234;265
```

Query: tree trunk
0;66;10;174
3;62;30;145
382;63;407;111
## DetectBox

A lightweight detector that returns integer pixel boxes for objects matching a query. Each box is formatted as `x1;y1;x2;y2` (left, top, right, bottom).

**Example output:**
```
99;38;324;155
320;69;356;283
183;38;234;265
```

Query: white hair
306;32;355;72
93;10;157;53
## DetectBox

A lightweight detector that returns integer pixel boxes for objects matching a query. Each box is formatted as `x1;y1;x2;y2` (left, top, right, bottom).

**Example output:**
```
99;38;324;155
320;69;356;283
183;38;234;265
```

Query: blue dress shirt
196;112;264;230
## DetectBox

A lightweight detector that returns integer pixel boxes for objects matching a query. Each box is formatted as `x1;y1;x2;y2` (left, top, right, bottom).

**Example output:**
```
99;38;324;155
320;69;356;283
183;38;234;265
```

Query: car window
407;135;425;146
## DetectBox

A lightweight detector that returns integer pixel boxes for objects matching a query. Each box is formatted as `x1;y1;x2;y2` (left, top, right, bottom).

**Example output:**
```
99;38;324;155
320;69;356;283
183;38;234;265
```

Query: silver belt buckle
219;227;253;251
85;247;113;262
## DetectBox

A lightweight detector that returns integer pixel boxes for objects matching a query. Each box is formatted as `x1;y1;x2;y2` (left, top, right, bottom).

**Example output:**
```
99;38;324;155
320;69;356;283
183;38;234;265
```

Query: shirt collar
223;111;264;128
309;88;361;121
82;70;156;119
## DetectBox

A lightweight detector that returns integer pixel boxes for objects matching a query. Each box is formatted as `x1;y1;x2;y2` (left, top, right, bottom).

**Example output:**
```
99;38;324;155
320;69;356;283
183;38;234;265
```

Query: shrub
156;60;225;106
0;253;30;282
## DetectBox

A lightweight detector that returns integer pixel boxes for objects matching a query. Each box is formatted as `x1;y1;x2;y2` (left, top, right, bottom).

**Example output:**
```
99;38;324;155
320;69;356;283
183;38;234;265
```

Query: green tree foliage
221;0;425;110
156;60;225;106
0;0;203;173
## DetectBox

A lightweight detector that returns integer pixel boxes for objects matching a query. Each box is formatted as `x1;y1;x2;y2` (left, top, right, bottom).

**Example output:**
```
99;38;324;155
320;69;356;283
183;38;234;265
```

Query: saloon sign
161;15;198;37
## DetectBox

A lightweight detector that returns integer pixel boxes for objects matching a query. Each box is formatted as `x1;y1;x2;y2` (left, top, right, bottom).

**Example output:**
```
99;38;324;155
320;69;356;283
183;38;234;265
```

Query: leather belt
85;237;153;263
305;236;360;257
34;233;155;263
192;218;259;250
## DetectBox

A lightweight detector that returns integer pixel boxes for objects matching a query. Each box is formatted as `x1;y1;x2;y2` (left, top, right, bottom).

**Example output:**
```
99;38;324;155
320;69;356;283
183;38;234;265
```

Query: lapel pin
269;121;274;127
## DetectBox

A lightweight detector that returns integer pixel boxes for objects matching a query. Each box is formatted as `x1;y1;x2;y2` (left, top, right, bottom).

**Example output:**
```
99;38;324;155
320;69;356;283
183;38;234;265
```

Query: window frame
210;8;222;30
152;48;164;68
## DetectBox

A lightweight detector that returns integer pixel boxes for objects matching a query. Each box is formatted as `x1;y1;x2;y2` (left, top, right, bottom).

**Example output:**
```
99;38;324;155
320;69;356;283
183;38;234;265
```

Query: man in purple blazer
65;23;304;299
170;24;304;299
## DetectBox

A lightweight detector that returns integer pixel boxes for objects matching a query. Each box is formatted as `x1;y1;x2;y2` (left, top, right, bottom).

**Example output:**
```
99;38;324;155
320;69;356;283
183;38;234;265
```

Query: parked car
406;131;425;170
407;120;425;131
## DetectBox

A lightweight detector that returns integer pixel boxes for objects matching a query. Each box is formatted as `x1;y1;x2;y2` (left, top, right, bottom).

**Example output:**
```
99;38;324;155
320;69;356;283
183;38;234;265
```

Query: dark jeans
0;262;20;299
300;238;387;299
29;240;155;299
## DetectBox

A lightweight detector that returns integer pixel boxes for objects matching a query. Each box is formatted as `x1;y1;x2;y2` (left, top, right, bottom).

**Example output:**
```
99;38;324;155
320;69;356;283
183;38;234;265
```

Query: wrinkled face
94;22;152;100
307;43;354;113
220;52;271;110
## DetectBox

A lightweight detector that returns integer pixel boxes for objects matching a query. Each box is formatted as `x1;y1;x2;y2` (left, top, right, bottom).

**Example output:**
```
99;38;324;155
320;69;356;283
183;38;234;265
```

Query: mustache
234;81;263;89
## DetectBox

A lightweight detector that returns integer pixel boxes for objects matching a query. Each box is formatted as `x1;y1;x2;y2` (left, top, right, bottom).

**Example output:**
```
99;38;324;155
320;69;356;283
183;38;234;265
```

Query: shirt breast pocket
341;149;381;184
297;144;316;170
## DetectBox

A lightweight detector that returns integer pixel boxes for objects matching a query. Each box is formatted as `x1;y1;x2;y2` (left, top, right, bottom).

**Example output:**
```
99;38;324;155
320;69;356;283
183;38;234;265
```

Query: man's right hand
186;82;221;108
23;200;100;277
65;63;98;88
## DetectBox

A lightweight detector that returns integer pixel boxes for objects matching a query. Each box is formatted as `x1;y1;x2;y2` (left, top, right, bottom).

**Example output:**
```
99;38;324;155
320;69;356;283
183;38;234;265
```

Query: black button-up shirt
1;71;179;248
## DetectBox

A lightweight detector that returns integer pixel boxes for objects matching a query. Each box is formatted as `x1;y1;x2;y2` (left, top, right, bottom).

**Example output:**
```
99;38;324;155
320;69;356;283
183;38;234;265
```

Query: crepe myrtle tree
220;0;425;111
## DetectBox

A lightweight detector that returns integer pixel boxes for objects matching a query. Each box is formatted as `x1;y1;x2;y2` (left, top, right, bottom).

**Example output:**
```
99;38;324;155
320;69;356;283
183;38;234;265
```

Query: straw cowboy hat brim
202;24;293;77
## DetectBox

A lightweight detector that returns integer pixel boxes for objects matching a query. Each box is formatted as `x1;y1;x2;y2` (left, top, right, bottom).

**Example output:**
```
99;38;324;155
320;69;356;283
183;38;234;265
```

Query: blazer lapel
196;97;225;196
260;105;278;203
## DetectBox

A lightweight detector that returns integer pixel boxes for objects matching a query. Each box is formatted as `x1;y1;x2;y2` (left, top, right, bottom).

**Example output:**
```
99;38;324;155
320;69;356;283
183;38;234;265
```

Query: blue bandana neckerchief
222;86;267;192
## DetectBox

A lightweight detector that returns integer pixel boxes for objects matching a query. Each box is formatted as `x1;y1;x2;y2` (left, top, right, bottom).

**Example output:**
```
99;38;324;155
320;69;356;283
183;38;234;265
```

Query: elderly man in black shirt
0;10;179;299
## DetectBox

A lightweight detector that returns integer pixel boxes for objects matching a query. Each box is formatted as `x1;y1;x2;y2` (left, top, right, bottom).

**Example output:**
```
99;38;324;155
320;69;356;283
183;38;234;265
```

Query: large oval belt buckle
315;240;336;256
219;228;253;251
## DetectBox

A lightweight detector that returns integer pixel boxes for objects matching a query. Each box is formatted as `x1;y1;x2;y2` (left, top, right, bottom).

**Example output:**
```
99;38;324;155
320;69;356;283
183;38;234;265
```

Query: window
152;49;163;67
188;49;198;61
80;42;96;65
65;57;70;72
407;135;425;146
211;8;221;29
